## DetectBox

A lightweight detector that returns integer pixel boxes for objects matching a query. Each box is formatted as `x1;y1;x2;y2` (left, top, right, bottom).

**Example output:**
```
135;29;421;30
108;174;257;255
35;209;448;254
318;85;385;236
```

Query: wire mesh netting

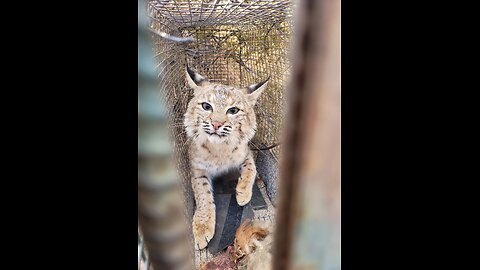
148;0;293;219
145;0;293;267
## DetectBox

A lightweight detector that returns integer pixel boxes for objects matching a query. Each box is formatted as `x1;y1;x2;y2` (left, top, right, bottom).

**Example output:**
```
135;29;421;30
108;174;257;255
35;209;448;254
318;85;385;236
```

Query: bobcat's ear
185;65;208;92
246;76;269;105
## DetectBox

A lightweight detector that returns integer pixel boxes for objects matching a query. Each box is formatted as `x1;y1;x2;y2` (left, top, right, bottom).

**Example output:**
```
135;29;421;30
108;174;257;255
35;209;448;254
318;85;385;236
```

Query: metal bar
148;28;195;43
205;0;245;26
199;0;223;27
198;0;205;23
172;0;188;25
187;0;193;25
147;13;179;33
149;3;183;30
220;0;276;26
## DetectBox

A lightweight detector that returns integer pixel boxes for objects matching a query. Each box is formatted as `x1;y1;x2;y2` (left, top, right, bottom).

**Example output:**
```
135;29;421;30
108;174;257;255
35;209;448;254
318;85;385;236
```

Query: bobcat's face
184;66;268;144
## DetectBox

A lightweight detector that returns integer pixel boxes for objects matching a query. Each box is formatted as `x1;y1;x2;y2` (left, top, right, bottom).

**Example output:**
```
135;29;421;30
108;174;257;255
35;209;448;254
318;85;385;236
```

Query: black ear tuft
186;64;206;86
247;76;270;93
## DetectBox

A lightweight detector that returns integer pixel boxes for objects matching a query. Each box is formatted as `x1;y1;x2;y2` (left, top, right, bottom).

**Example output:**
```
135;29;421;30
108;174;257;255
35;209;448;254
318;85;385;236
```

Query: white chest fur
192;141;248;178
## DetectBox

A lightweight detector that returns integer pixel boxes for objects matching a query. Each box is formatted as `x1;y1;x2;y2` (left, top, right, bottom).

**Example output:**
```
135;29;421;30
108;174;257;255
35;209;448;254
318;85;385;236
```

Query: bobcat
183;65;268;250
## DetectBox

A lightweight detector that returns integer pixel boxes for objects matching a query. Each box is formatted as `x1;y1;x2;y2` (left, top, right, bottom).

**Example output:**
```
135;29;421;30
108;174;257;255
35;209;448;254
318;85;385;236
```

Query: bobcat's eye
227;107;240;114
201;102;212;111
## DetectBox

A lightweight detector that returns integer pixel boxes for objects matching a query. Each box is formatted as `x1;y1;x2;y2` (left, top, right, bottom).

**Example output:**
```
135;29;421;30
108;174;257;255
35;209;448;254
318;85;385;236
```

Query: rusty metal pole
273;0;340;269
138;0;193;269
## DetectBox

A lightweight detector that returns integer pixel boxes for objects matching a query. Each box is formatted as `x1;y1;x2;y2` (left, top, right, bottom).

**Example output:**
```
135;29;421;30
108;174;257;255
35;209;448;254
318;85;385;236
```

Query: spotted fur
184;66;268;250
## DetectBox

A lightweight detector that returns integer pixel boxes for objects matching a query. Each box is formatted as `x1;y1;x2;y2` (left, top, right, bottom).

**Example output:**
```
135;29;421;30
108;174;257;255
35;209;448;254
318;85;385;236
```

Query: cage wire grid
143;0;294;268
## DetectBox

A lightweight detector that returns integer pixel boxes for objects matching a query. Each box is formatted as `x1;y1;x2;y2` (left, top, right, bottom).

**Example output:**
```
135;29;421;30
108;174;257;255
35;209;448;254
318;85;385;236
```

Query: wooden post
273;0;340;269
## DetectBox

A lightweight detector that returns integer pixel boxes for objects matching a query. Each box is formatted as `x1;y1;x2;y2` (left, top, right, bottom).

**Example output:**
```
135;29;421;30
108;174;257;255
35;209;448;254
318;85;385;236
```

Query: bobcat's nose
211;121;224;130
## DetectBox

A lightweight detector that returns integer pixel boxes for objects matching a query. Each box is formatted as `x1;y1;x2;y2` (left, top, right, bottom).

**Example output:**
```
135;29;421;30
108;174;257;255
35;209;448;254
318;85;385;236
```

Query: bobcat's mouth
205;130;227;137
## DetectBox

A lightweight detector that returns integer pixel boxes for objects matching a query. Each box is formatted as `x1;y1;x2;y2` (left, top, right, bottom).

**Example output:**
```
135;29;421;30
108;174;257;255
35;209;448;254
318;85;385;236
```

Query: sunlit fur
184;66;267;250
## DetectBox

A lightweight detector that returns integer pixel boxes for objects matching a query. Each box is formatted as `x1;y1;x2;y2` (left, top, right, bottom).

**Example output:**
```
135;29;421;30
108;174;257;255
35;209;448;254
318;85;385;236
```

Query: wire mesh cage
145;0;294;267
140;0;341;269
148;0;293;214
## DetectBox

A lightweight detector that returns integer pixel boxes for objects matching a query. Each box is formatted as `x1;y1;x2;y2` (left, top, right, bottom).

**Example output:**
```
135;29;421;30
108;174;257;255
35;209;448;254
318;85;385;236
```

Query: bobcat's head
184;65;268;144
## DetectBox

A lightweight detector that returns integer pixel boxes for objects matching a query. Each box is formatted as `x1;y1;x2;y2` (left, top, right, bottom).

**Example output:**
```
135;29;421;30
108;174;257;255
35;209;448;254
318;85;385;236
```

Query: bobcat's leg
191;168;215;250
236;153;256;206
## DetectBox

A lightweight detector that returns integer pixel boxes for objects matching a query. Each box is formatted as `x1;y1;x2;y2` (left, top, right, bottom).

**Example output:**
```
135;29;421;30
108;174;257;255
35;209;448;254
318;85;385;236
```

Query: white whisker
182;132;199;148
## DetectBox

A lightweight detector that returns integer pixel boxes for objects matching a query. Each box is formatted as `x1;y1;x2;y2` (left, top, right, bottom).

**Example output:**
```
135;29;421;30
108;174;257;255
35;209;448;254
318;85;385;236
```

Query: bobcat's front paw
192;210;215;250
236;181;253;206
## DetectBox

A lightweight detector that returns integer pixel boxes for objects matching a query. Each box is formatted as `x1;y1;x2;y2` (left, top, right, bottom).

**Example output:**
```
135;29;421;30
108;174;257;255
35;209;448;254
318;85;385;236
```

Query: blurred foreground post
138;0;193;269
273;0;340;269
